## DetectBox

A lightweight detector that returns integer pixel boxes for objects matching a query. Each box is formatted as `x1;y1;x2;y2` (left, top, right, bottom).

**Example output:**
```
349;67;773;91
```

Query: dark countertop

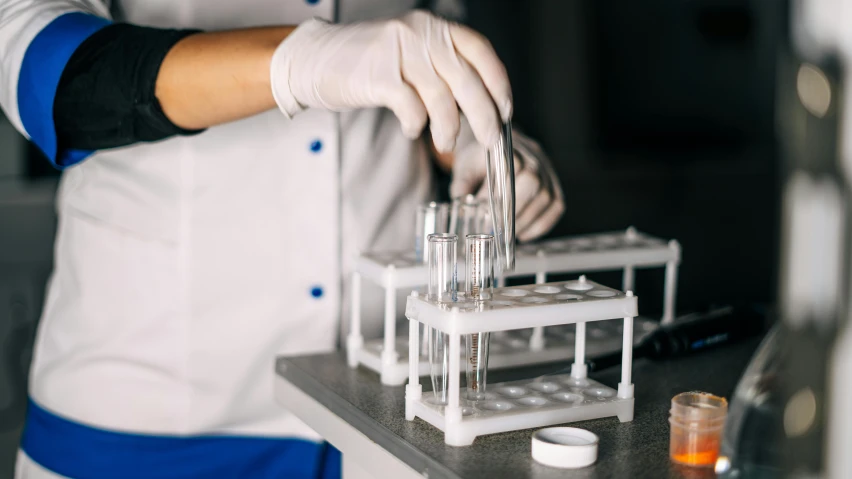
276;337;762;479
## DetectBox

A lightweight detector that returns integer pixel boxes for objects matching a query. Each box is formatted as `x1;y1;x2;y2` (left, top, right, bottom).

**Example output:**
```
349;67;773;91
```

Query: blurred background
467;0;785;314
0;0;787;476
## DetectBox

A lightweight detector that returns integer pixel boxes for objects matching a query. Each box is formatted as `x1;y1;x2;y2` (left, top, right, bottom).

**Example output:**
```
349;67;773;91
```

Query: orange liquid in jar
669;392;727;468
669;428;722;466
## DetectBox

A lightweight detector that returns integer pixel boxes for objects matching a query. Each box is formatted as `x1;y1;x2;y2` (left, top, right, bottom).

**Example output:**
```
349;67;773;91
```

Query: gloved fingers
378;79;429;139
471;165;540;232
450;172;483;199
518;195;565;242
516;187;552;237
510;131;563;240
466;151;524;202
419;79;460;153
474;182;489;202
512;168;543;219
399;31;460;153
449;24;513;122
429;39;501;148
449;141;487;198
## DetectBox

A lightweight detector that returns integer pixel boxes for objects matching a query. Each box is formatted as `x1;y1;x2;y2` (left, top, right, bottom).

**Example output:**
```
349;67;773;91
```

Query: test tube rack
404;278;637;446
347;227;680;385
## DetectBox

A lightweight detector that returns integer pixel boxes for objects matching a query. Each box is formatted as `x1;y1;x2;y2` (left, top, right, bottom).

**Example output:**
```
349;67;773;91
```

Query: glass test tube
465;234;494;401
427;233;458;303
416;202;450;357
428;327;450;405
450;195;487;291
465;234;494;301
428;234;458;404
450;196;487;243
485;121;516;274
415;202;450;264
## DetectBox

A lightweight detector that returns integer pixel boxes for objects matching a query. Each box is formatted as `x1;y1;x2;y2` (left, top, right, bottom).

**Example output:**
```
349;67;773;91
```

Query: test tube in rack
427;233;457;404
416;202;450;264
417;202;450;357
465;234;494;401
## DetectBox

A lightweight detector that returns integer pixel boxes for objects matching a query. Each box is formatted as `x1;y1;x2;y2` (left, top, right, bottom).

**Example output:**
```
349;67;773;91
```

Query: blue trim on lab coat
17;12;110;168
21;398;341;479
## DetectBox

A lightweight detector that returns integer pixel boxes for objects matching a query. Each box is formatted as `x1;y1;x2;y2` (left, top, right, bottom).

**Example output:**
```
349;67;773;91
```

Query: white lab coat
0;0;461;477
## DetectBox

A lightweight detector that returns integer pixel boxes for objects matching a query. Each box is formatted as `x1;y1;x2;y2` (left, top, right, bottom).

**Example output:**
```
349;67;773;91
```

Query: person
0;0;565;477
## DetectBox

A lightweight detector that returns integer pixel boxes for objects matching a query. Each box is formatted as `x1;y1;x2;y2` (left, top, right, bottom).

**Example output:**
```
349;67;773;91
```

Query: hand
449;118;565;242
270;10;512;151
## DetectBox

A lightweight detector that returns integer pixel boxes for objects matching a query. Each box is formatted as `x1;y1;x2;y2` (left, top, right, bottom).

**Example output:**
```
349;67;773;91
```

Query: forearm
156;26;296;130
52;23;296;156
49;8;511;165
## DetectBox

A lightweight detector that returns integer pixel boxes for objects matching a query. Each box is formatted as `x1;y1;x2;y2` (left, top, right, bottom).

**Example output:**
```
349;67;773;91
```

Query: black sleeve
53;23;205;152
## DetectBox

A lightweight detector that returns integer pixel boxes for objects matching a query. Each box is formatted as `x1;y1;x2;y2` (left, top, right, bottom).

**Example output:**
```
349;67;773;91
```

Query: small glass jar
669;391;728;467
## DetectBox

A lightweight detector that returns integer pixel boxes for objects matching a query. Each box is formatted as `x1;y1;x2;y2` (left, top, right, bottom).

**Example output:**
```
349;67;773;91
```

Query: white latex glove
270;10;512;151
450;117;565;242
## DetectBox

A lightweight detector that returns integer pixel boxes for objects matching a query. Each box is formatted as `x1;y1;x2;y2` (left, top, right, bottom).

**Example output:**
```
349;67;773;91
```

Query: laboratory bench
275;336;761;479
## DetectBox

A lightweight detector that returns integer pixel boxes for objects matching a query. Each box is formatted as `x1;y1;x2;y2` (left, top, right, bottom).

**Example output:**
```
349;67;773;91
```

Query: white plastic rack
404;278;637;446
347;227;679;385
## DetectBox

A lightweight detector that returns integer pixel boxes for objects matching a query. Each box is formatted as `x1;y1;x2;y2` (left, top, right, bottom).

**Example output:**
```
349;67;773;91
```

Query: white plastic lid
531;427;599;469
